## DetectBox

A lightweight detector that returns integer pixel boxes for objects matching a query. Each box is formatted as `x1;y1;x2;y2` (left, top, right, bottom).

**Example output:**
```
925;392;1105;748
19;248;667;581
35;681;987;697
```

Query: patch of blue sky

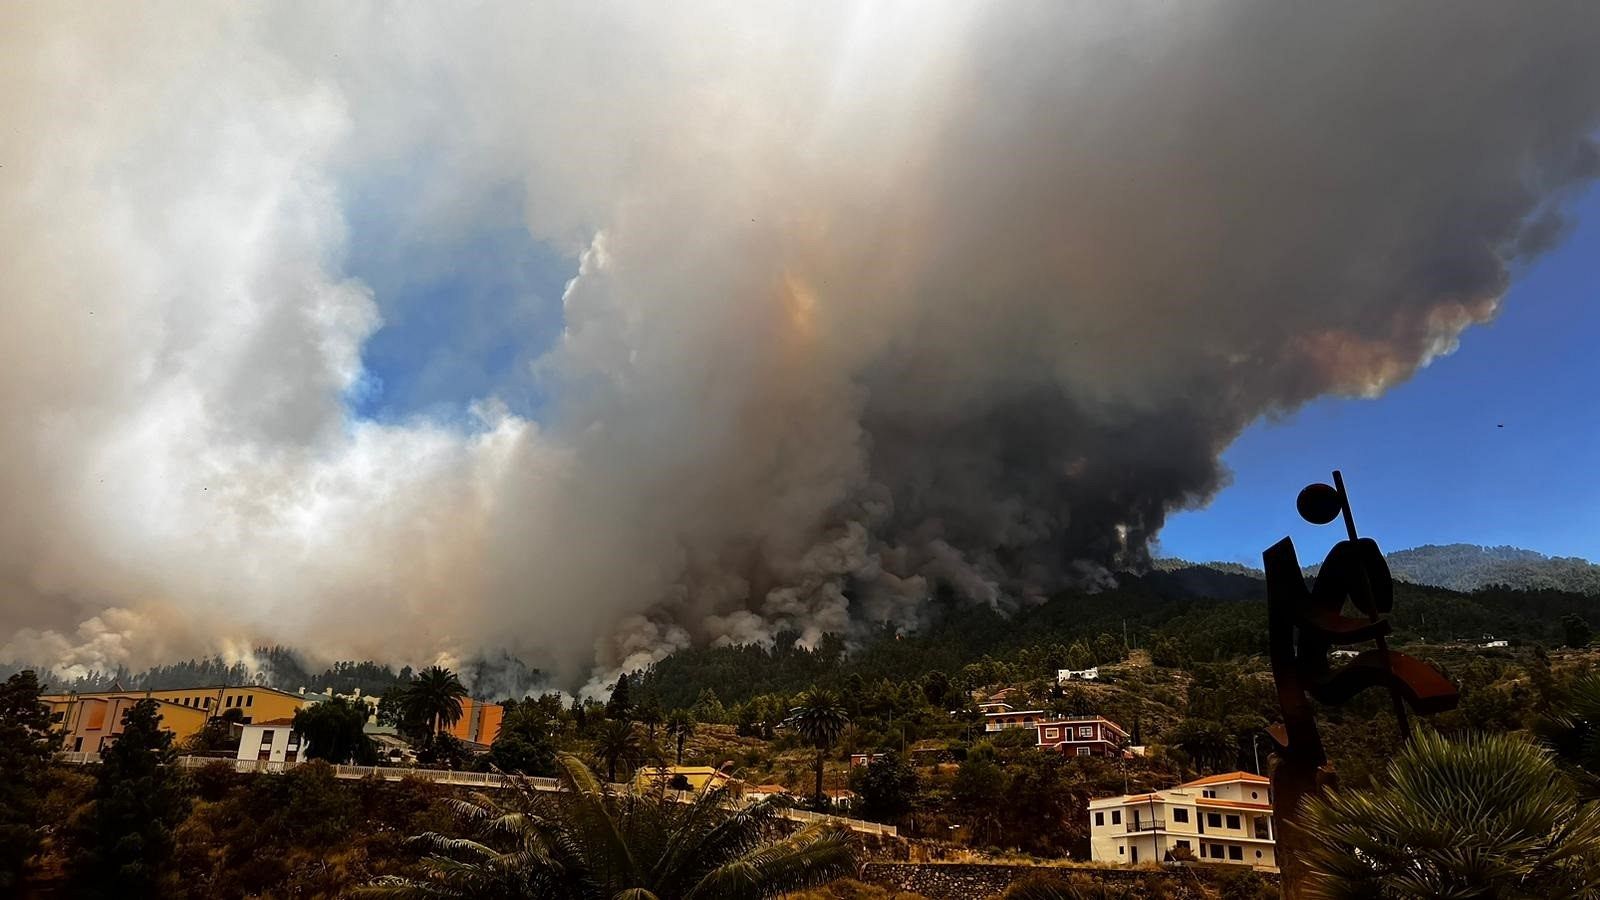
337;164;576;430
1158;184;1600;564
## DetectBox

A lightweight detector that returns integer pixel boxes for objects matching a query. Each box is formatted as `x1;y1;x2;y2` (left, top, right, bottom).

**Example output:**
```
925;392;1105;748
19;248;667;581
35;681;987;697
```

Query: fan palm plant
1534;671;1600;797
1300;728;1600;898
359;753;856;900
789;688;849;804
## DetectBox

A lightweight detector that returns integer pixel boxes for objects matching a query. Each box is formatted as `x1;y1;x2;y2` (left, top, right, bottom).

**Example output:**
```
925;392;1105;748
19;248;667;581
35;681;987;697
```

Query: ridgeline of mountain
1155;543;1600;597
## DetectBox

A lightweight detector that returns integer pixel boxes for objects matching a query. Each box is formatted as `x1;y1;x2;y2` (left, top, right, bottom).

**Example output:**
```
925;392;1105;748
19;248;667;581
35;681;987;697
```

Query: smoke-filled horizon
3;2;1598;690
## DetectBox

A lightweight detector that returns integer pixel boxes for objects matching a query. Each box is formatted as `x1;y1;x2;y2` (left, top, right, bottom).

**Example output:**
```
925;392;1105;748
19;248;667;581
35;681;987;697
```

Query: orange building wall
445;698;504;745
45;695;209;753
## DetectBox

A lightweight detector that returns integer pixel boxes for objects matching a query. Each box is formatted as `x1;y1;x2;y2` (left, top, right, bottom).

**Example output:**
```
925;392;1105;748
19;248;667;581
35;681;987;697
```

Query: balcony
1126;819;1166;833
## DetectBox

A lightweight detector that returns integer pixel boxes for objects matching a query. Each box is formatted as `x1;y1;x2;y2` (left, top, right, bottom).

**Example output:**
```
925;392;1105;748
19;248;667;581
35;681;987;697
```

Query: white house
1057;667;1100;683
236;717;305;765
1088;772;1276;871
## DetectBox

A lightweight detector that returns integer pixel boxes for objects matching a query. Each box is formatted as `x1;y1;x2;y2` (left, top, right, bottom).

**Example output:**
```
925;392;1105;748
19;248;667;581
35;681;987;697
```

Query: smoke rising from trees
2;2;1598;687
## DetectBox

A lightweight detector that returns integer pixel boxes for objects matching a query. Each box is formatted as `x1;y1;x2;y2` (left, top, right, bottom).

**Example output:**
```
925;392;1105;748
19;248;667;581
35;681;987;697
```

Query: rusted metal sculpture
1263;471;1458;895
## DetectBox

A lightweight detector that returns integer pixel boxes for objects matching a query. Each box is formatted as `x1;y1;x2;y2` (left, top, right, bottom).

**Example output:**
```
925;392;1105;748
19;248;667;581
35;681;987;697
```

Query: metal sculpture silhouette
1263;471;1458;895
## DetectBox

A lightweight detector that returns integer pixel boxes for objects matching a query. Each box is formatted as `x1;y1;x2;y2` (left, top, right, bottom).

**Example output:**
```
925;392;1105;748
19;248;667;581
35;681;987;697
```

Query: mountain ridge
1155;542;1600;596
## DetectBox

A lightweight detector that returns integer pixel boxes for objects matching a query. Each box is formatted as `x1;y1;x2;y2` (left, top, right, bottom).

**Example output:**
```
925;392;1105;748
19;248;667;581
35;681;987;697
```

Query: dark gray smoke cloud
1;2;1597;690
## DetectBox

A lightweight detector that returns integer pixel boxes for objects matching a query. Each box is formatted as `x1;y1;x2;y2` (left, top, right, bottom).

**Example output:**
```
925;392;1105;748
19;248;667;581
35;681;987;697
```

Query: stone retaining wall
860;861;1265;899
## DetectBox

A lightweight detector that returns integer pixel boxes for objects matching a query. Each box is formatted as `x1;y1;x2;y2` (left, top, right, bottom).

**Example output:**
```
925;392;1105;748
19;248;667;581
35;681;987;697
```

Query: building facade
444;697;504;745
1088;772;1276;871
983;708;1046;732
236;718;305;764
43;685;307;728
45;694;209;754
1036;716;1128;757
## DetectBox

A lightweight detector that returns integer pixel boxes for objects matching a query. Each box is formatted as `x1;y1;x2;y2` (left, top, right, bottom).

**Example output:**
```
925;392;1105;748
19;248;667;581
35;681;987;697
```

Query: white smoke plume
2;2;1598;687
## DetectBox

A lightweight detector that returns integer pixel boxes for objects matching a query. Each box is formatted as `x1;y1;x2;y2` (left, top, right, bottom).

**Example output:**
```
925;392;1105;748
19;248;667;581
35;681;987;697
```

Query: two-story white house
1088;772;1276;871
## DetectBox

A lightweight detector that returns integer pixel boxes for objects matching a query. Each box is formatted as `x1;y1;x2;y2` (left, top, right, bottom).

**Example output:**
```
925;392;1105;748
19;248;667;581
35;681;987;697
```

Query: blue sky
341;177;1599;566
1158;186;1600;564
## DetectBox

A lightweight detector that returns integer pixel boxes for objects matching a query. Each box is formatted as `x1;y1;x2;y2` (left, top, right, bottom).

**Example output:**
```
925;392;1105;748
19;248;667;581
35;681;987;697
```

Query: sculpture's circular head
1296;482;1343;525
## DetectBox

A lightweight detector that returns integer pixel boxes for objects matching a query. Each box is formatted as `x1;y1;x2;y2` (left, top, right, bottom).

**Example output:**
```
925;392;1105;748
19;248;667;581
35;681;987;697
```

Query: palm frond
684;823;855;900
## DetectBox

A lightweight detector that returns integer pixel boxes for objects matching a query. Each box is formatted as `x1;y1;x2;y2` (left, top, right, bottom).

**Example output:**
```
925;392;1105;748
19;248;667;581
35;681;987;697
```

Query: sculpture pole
1264;471;1458;897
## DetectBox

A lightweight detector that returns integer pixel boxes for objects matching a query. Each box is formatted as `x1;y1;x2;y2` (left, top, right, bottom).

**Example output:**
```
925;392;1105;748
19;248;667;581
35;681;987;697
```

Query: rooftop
1182;771;1270;787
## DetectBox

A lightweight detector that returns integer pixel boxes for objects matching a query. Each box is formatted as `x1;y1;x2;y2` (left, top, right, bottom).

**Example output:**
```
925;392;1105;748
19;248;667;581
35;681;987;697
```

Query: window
1117;846;1124;855
1176;840;1190;851
1255;850;1263;859
1079;725;1093;737
1044;728;1058;739
1256;818;1272;840
1173;808;1189;823
1202;789;1217;798
1095;811;1104;827
73;737;83;752
1111;810;1121;825
1250;791;1259;800
1210;844;1224;859
1228;845;1244;861
51;711;65;723
204;698;212;709
1226;814;1240;830
1207;813;1222;828
246;695;253;707
1076;746;1092;757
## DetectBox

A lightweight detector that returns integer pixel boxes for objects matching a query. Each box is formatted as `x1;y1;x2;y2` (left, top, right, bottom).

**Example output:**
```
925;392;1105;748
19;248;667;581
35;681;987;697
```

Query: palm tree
638;697;665;741
665;710;696;766
359;754;855;899
400;665;470;738
789;688;850;804
1301;729;1600;898
593;719;640;783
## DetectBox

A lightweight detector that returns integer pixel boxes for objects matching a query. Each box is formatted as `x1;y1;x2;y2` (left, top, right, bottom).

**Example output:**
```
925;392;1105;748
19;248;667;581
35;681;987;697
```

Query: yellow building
633;765;738;793
41;685;309;752
1088;772;1277;872
45;694;210;754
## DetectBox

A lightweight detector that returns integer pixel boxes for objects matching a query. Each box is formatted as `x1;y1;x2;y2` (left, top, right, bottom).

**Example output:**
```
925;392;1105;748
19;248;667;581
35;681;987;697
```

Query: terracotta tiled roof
1182;771;1270;787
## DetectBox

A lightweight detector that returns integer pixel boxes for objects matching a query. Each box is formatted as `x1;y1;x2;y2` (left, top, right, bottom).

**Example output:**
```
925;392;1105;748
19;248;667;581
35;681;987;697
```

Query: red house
1036;715;1129;757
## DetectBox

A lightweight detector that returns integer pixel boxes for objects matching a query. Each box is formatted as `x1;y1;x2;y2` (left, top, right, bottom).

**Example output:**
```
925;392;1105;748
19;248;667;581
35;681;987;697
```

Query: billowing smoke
3;2;1598;688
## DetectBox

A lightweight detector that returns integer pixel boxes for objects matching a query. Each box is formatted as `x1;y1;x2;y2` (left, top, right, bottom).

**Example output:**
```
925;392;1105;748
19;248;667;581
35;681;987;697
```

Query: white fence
61;752;896;836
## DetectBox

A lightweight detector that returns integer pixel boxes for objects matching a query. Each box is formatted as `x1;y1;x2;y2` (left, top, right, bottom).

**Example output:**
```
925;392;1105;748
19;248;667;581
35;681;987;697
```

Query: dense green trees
605;672;633;721
1303;730;1600;897
360;754;855;900
0;671;53;891
73;699;191;899
850;751;919;822
490;701;560;776
790;687;850;803
293;696;377;764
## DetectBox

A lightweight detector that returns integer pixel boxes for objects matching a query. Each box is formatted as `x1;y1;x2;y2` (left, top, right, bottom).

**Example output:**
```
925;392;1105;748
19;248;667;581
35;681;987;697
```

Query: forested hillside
1162;543;1600;596
1384;543;1600;594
